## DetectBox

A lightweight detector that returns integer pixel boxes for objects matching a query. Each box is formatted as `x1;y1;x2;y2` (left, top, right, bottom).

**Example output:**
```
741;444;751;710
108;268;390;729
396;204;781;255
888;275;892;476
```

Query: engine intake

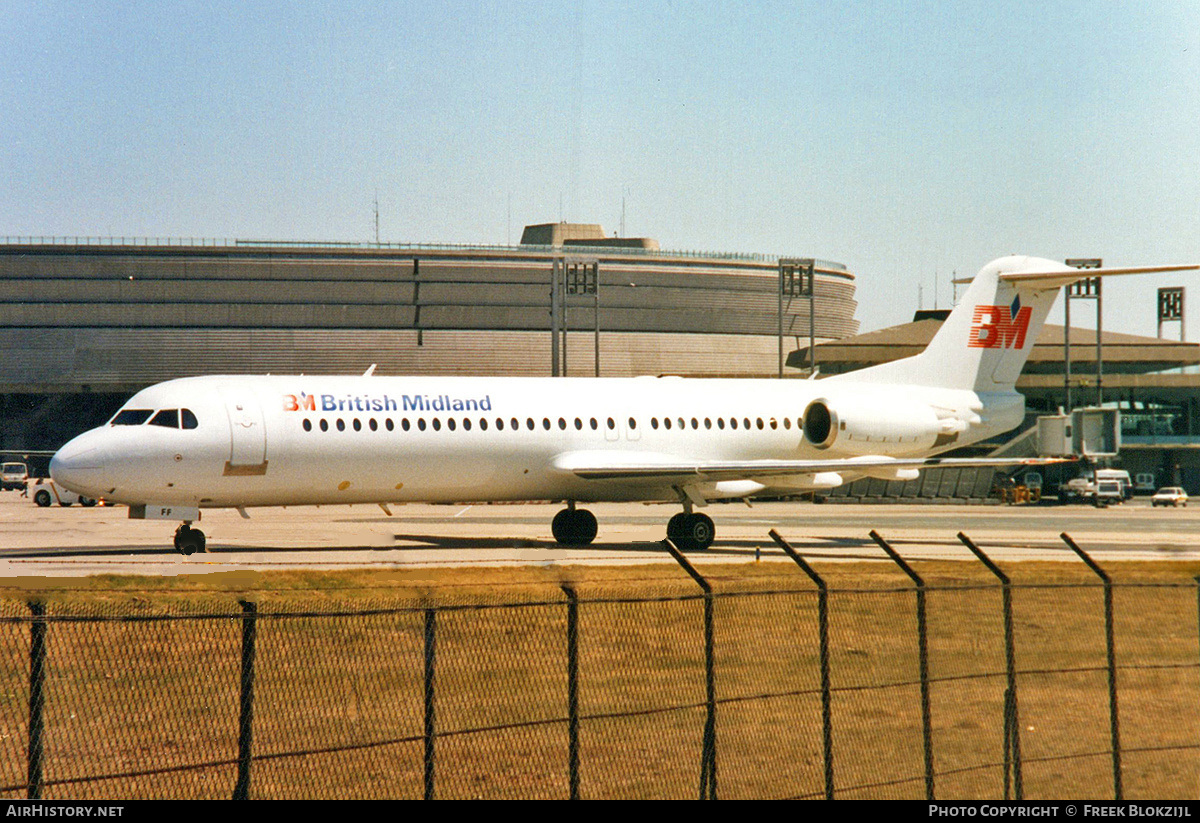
802;397;943;455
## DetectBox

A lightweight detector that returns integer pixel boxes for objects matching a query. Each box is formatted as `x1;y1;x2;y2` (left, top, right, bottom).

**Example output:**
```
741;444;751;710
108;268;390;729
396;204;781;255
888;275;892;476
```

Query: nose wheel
174;524;206;556
667;512;715;551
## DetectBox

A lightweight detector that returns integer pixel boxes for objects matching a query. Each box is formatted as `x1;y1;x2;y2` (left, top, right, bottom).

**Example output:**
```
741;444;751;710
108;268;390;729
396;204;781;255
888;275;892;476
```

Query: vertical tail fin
841;256;1197;392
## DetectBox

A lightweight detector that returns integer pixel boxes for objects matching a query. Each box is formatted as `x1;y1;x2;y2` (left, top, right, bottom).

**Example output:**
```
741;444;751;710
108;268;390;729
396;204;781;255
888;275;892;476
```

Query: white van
1095;469;1133;501
2;462;28;491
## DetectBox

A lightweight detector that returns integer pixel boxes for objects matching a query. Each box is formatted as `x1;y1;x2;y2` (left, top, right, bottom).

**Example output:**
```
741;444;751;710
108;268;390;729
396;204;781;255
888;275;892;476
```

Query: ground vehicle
1151;487;1188;507
1095;469;1133;501
1095;480;1124;505
2;462;28;491
28;478;96;507
1134;473;1157;495
1059;476;1124;506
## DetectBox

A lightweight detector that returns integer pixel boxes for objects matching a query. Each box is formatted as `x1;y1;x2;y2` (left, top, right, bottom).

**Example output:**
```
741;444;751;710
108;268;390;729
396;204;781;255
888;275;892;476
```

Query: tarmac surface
2;490;1198;578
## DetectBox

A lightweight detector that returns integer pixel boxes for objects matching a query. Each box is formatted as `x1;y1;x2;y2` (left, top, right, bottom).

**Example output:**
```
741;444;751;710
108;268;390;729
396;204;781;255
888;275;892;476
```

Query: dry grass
2;560;1200;799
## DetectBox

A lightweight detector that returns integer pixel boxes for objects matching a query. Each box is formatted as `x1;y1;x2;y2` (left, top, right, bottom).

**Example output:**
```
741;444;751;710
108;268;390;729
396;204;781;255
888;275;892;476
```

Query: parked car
2;462;28;491
1151;487;1188;508
28;478;97;507
1134;473;1157;495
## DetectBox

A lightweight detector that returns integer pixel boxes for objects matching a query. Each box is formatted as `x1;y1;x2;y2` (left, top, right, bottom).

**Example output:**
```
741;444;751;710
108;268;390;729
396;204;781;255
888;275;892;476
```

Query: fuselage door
220;385;267;470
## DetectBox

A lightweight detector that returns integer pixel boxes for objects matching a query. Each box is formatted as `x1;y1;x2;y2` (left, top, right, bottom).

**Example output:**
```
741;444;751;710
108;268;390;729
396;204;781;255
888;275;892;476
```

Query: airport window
148;409;179;428
319;419;329;432
303;419;312;432
336;419;345;432
417;418;426;431
432;418;441;431
353;418;362;432
386;418;394;431
447;418;456;431
111;409;154;426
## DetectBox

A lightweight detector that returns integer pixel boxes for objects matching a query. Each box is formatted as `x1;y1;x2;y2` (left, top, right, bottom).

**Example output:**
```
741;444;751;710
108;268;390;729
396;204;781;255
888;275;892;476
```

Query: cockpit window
111;409;153;426
181;409;198;429
149;409;180;428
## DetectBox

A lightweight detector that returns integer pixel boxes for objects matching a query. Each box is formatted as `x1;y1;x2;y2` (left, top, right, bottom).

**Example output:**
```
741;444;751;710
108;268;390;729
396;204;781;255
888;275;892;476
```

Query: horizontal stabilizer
996;263;1198;290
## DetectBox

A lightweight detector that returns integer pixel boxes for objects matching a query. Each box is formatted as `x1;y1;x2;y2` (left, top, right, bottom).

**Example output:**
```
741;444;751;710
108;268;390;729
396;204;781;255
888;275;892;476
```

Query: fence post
233;600;257;800
27;600;46;800
424;607;437;801
1059;533;1122;800
870;530;935;800
661;540;717;799
769;529;835;799
958;532;1023;800
562;585;581;800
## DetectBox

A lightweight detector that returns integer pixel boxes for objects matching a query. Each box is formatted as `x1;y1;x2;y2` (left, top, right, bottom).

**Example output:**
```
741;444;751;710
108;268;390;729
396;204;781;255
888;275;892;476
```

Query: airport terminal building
0;224;859;454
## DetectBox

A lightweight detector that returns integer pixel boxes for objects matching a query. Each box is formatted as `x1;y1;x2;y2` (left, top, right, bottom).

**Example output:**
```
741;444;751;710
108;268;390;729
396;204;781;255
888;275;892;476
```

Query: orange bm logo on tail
968;299;1032;349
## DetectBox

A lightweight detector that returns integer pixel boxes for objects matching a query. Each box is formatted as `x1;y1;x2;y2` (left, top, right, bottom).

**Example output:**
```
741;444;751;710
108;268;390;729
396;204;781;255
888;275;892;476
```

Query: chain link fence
2;534;1199;799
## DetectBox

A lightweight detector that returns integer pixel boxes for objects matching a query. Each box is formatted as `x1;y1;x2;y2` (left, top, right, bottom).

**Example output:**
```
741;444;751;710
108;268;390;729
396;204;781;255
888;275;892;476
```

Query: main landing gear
549;502;717;551
174;523;206;556
551;504;598;546
666;511;715;552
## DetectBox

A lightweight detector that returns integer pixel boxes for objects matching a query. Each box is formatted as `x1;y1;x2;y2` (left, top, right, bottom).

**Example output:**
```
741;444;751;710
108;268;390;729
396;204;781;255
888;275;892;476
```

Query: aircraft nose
50;432;109;494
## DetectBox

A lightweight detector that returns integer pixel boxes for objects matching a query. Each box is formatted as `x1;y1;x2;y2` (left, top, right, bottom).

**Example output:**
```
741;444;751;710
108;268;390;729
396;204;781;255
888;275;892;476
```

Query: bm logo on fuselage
968;301;1032;349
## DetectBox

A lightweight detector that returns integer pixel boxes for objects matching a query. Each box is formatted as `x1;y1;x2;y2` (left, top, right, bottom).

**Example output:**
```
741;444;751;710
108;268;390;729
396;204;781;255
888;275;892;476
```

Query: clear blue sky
3;1;1198;337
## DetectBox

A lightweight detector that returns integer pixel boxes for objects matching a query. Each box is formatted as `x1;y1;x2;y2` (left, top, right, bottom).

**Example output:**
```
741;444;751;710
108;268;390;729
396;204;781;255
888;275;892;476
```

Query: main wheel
671;513;715;551
666;512;687;539
551;508;598;546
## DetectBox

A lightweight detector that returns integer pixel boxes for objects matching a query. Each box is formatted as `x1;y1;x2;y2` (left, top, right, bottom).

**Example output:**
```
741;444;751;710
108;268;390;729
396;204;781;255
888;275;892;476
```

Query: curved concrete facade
0;238;858;450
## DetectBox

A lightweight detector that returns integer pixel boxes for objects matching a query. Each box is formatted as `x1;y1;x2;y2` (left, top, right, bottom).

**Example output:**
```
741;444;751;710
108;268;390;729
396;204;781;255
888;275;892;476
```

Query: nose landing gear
174;523;206;555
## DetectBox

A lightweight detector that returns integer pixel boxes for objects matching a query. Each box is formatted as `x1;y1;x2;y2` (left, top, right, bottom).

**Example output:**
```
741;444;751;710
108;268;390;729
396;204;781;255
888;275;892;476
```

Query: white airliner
50;256;1195;555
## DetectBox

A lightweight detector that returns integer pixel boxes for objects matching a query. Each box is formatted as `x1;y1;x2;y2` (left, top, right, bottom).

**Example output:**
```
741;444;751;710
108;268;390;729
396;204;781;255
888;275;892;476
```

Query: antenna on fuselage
363;364;377;377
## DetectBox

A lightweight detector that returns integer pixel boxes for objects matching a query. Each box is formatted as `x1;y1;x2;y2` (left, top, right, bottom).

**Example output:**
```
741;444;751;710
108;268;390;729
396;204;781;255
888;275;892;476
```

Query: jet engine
802;397;951;456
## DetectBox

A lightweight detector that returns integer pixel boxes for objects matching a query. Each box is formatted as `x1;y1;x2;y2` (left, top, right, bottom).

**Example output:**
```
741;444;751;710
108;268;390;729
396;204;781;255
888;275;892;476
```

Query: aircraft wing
552;452;1070;483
